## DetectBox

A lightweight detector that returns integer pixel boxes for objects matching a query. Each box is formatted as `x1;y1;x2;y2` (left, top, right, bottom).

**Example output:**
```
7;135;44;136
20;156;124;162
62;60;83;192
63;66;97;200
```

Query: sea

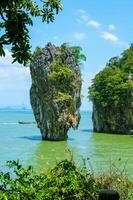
0;109;133;179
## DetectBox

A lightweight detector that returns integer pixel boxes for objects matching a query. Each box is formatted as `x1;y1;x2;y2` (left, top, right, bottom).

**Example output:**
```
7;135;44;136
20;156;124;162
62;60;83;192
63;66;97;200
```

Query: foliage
48;60;74;96
98;173;133;200
97;159;133;200
0;159;132;200
59;43;86;65
0;159;101;200
120;44;133;73
89;45;133;109
33;46;42;58
0;0;62;65
46;44;83;108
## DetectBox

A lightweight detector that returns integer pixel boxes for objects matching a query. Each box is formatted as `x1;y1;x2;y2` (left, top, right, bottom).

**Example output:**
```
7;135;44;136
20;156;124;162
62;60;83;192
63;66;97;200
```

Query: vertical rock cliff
30;43;83;140
89;45;133;134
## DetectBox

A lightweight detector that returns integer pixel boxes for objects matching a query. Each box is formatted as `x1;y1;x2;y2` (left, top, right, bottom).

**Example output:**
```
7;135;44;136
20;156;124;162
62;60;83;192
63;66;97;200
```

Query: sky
0;0;133;110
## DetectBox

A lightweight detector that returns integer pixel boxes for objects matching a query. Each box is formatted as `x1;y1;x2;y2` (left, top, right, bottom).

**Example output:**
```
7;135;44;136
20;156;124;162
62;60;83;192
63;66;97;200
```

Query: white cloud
78;9;86;14
87;20;101;28
0;66;31;107
0;66;30;91
108;24;115;31
76;9;100;29
77;9;89;22
101;31;119;42
0;49;31;106
0;49;30;91
101;31;128;47
0;49;13;65
0;49;21;67
75;10;128;47
74;32;85;40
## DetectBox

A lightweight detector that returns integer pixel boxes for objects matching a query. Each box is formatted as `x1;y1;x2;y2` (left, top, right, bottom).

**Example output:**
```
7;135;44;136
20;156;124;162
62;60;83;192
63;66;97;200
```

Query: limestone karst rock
89;45;133;134
30;43;83;140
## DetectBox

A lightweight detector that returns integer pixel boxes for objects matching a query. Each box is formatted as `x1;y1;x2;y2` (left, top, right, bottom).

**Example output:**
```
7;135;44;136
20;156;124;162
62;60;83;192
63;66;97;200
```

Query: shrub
0;159;132;200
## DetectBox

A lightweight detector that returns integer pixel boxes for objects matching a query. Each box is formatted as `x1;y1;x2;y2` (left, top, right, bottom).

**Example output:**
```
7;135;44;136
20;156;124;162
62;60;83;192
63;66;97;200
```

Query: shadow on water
68;137;75;141
80;129;93;133
18;135;75;141
18;135;42;141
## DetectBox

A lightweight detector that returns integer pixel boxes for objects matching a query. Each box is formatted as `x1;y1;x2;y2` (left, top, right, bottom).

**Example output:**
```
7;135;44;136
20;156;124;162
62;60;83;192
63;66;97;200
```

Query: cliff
89;45;133;134
30;43;84;140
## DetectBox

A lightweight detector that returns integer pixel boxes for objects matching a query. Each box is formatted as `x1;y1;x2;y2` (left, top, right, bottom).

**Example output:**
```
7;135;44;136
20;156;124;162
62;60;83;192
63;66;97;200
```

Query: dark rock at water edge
92;97;133;134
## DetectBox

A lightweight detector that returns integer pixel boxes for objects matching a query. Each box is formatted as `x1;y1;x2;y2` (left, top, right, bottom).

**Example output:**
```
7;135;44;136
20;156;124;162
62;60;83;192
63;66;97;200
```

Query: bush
0;159;132;200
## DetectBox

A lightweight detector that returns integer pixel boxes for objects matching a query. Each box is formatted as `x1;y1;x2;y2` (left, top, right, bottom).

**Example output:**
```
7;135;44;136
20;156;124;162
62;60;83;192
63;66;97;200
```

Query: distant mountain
0;106;32;110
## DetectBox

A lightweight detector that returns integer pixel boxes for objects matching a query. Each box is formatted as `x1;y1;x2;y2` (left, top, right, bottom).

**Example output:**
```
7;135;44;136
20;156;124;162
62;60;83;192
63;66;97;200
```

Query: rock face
92;94;133;134
30;43;82;140
89;46;133;134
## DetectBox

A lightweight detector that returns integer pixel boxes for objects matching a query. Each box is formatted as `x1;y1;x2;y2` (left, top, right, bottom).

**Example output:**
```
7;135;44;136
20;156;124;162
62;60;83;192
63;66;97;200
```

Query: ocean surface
0;110;133;179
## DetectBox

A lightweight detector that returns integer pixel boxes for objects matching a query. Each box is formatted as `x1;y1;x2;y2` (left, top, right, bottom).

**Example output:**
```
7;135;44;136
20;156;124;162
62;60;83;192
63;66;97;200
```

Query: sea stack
30;43;83;140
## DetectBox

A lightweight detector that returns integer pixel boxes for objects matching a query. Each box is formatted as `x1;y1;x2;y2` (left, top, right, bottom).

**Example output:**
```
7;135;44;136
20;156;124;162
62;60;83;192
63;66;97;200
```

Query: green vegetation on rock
89;45;133;134
30;43;86;140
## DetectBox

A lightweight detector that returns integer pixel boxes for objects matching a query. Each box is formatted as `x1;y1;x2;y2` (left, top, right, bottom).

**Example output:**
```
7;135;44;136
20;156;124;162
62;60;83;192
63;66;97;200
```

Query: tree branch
0;39;10;45
0;11;7;22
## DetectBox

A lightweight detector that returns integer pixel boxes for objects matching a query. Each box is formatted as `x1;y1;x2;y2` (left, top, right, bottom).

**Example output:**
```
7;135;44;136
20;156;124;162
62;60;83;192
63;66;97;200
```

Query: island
89;45;133;134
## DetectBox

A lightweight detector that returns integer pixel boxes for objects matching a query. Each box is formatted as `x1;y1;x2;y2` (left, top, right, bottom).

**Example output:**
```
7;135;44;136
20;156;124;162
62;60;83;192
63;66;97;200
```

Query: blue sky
0;0;133;110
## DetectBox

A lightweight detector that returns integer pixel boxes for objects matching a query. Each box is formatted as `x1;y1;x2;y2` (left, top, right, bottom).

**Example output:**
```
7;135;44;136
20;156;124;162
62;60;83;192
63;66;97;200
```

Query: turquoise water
0;110;133;179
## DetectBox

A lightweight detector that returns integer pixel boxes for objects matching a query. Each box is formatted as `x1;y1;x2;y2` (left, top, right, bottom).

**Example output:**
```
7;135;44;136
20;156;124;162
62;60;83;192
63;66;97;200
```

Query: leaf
0;45;5;56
